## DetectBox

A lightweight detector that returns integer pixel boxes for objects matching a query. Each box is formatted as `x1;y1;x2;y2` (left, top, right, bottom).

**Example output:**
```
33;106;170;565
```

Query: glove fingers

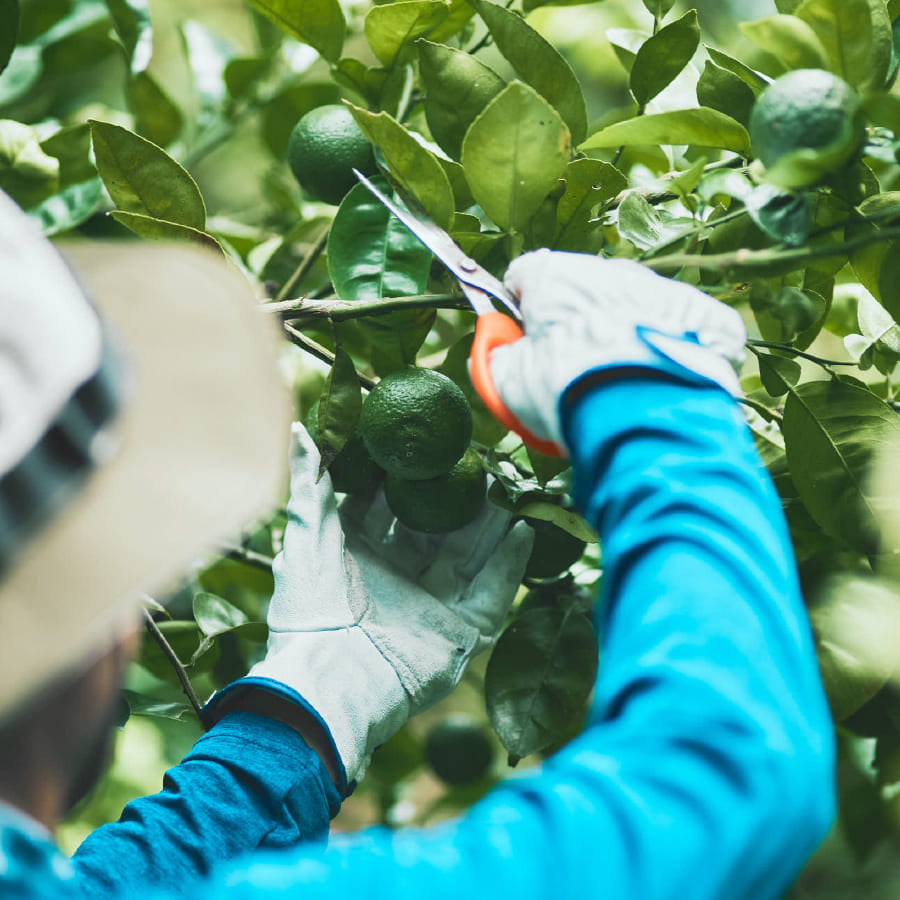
457;520;534;643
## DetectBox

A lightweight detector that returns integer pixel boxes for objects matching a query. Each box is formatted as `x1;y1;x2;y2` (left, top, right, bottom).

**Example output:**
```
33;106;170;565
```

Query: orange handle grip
469;311;565;458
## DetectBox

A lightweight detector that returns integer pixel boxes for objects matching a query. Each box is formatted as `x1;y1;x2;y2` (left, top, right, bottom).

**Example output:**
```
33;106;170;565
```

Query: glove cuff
250;628;410;783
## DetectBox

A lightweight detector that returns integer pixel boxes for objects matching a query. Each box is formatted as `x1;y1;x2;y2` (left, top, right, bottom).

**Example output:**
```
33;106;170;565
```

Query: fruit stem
268;292;465;321
141;607;205;724
271;226;330;305
282;322;377;390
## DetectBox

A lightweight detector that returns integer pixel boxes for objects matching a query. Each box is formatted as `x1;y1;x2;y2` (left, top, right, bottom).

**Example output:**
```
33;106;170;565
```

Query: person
0;185;835;900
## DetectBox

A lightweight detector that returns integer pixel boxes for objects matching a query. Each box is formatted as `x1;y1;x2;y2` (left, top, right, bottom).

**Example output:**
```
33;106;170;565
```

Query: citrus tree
6;0;900;889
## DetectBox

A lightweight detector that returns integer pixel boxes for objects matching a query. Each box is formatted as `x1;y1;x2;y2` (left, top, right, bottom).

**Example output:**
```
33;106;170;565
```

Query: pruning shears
353;170;564;459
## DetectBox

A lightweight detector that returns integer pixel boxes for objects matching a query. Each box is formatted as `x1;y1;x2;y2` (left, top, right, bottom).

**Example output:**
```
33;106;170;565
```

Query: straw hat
0;189;291;722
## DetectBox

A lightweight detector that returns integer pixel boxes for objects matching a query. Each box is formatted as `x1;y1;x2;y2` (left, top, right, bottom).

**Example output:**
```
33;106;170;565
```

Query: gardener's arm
189;253;834;900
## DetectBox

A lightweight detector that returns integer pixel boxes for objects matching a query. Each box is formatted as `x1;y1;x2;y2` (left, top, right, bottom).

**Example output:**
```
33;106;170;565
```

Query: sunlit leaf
471;0;587;144
581;108;751;154
630;9;700;107
739;14;830;71
462;82;570;232
0;119;59;209
365;1;448;67
90;120;206;229
249;0;345;62
110;211;222;254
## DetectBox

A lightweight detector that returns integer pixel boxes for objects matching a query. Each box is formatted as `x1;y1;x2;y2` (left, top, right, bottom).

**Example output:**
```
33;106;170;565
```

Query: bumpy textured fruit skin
286;105;376;206
385;448;486;533
425;717;494;786
524;518;587;579
304;401;382;496
360;367;473;480
749;69;864;172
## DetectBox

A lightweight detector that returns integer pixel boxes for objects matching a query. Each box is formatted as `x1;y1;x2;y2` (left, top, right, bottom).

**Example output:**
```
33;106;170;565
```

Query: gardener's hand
248;424;532;785
490;250;747;447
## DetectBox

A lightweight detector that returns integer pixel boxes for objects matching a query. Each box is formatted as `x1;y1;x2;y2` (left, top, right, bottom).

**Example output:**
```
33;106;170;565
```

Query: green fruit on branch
425;717;494;786
748;69;864;188
385;448;486;534
360;367;473;480
287;104;377;205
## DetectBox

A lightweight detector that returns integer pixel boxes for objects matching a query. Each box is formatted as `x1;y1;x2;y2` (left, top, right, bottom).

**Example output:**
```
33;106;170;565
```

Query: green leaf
110;211;223;254
470;0;587;145
104;0;152;73
331;59;386;108
843;290;900;364
753;285;825;343
0;0;18;76
775;0;804;11
795;0;892;92
346;104;455;229
248;0;345;62
811;574;900;720
29;178;103;236
138;620;219;679
438;332;507;446
745;184;812;246
696;60;756;129
40;123;95;189
365;1;448;67
327;179;434;373
90;120;206;229
705;46;771;96
317;348;362;476
516;500;597;543
462;81;570;232
629;9;699;107
740;14;830;72
756;352;801;397
127;71;183;148
0;120;59;209
121;690;194;721
641;0;676;17
485;607;597;761
193;592;250;638
606;27;646;75
617;191;693;252
782;379;900;554
418;40;506;161
554;157;626;252
580;108;751;154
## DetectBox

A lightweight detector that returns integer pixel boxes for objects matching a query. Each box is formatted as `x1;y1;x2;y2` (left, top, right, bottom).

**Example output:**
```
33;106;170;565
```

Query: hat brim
0;242;291;720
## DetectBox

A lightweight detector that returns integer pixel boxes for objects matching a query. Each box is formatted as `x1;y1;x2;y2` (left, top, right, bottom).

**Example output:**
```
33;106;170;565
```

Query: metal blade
353;169;521;321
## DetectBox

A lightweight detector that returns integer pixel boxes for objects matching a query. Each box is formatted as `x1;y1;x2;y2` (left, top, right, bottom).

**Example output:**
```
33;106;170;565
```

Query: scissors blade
353;169;521;321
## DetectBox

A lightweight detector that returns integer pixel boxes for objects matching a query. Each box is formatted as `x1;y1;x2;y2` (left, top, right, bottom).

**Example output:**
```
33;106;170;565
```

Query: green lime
425;717;494;786
385;448;486;533
749;69;864;186
524;518;587;579
305;401;383;496
286;104;376;206
360;367;472;480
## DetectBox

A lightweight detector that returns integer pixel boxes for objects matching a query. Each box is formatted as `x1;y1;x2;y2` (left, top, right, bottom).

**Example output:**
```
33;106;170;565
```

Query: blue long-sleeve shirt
7;377;836;899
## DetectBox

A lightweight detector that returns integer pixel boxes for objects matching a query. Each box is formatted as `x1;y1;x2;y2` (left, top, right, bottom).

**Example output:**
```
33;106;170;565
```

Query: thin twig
141;607;204;721
747;340;857;368
271;227;330;305
643;224;900;274
282;322;377;389
221;543;276;572
264;292;465;321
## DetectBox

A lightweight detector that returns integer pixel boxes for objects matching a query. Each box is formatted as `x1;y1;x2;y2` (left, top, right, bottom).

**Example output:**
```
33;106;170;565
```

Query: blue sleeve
71;711;341;898
190;377;835;900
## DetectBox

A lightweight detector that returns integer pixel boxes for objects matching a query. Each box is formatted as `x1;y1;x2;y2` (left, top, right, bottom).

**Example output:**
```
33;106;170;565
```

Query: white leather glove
490;250;747;448
250;423;533;784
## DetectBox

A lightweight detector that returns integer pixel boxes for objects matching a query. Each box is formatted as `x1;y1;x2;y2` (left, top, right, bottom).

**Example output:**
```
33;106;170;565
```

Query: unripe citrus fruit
425;717;494;786
749;69;864;186
304;401;382;496
524;518;587;579
360;367;472;480
286;104;376;206
385;448;486;533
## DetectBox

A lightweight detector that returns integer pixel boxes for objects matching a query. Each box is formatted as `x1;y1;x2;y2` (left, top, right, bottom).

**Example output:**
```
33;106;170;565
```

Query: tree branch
221;542;276;572
282;322;377;389
270;227;330;305
141;607;205;723
747;339;857;367
264;292;465;321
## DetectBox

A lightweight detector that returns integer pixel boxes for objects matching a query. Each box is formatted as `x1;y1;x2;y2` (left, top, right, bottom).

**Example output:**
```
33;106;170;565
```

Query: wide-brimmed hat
0;189;291;722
